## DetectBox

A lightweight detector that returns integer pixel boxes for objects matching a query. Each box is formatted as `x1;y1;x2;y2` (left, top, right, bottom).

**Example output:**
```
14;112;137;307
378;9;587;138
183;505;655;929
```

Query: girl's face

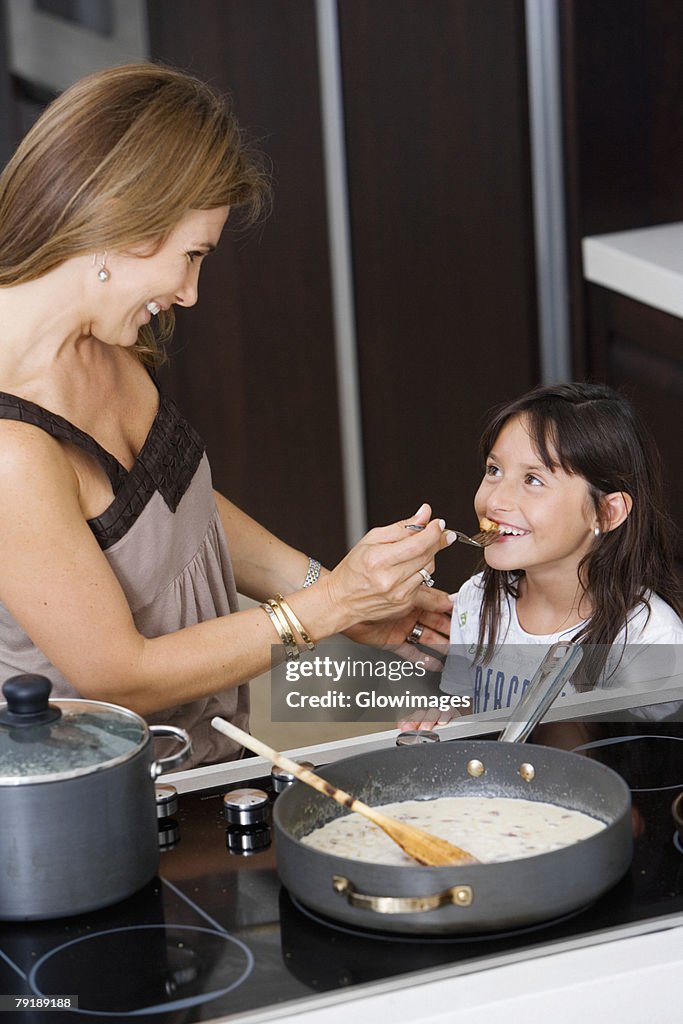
88;206;230;347
474;414;598;579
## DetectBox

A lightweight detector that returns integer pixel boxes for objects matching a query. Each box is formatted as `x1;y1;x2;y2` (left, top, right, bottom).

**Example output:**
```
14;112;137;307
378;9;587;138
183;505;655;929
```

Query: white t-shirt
441;573;683;721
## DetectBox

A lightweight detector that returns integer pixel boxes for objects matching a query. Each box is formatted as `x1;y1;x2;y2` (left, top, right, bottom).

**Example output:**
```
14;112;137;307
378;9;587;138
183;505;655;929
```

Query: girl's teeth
499;526;526;536
146;301;161;316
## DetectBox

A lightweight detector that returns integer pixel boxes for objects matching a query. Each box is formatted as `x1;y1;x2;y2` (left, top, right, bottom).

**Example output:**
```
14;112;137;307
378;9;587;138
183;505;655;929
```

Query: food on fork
452;517;501;548
468;516;502;547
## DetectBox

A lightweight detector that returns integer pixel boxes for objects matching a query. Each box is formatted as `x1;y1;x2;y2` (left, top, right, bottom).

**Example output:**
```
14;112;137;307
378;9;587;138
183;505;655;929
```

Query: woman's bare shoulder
0;418;78;496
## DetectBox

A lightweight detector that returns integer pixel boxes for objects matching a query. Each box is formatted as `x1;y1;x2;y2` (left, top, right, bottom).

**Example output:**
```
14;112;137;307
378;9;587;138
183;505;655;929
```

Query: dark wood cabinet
146;0;539;590
561;0;683;376
147;0;347;569
338;0;538;579
561;0;683;564
586;284;683;560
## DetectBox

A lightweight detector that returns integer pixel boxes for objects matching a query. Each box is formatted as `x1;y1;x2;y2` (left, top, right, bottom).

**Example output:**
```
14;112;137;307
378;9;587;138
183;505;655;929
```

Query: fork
452;529;501;548
451;530;485;548
405;524;499;548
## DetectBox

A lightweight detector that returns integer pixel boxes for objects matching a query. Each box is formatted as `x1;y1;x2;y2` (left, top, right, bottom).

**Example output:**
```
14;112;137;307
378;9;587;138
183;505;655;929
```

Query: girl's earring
593;526;601;538
94;252;110;282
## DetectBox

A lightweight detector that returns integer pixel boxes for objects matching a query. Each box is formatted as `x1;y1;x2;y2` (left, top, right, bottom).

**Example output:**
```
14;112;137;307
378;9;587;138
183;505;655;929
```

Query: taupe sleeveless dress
0;388;249;769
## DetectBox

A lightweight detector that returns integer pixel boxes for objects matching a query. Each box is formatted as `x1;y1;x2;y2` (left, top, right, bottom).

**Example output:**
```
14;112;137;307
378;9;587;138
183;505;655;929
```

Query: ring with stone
418;568;435;587
406;622;425;644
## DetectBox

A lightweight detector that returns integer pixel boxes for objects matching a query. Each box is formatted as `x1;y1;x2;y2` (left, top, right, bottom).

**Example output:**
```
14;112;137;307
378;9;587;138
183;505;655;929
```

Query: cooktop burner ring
572;734;683;792
27;924;255;1017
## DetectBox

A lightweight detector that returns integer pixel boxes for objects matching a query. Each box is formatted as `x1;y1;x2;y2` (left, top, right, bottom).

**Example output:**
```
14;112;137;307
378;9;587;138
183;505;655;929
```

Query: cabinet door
562;0;683;565
587;284;683;564
338;0;538;587
148;0;347;568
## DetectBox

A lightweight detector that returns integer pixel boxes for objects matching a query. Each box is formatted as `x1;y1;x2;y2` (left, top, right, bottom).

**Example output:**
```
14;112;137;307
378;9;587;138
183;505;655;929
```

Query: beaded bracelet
275;593;316;651
260;601;299;660
303;557;321;588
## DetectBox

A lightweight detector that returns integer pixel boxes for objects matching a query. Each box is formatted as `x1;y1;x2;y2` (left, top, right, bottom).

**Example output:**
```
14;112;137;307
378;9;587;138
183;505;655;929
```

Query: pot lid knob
0;674;62;727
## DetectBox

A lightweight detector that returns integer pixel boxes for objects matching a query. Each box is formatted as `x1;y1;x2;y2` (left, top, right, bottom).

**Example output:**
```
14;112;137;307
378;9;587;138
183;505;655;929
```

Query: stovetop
1;725;682;1023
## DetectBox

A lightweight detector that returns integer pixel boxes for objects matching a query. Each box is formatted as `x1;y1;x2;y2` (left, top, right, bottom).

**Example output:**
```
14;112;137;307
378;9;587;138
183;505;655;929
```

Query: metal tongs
498;642;584;744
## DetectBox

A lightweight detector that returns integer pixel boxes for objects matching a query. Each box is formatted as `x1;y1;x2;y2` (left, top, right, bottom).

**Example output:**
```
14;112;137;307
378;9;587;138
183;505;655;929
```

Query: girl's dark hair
476;382;682;682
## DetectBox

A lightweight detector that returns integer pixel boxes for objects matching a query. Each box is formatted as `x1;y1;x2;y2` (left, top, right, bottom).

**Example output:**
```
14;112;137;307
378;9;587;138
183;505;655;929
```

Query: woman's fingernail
438;519;446;530
448;592;457;601
446;530;457;545
414;503;428;516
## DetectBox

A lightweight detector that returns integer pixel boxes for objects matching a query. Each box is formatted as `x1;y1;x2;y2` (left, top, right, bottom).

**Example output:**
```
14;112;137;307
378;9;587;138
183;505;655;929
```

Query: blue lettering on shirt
507;675;520;706
483;669;493;711
493;672;505;710
473;667;532;713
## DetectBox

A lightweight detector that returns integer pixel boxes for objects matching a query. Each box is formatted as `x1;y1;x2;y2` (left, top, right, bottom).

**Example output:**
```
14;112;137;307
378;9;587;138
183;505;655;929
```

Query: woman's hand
320;503;457;636
345;585;452;672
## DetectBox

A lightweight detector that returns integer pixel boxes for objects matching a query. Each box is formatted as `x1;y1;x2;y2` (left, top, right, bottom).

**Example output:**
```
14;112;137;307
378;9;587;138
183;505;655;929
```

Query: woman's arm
0;424;452;716
212;489;312;599
214;490;454;657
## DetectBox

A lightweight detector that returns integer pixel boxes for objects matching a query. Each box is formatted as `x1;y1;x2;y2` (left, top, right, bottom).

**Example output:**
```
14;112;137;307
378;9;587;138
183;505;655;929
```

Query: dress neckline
0;382;161;488
0;385;205;550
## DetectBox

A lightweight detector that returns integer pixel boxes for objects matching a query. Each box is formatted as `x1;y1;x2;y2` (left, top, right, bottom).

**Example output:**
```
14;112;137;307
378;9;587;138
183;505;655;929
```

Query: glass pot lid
0;674;147;784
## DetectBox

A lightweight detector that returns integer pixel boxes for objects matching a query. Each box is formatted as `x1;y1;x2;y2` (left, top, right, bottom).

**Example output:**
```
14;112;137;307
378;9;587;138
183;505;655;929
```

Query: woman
0;63;455;767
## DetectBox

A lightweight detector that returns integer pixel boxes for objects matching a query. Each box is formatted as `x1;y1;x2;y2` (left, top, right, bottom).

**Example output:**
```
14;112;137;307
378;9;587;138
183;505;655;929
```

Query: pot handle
148;725;192;778
332;875;473;914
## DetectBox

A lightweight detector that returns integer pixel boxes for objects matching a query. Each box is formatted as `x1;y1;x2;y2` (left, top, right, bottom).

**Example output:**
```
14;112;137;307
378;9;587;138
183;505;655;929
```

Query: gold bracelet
274;593;316;650
260;601;299;660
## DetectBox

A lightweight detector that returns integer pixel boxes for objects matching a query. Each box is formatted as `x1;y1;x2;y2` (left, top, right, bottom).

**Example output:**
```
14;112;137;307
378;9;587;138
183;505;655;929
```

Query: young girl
441;382;683;722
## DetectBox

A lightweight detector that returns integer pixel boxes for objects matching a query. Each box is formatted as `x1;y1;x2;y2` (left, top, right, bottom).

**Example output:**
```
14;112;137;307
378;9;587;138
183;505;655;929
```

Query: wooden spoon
211;716;478;867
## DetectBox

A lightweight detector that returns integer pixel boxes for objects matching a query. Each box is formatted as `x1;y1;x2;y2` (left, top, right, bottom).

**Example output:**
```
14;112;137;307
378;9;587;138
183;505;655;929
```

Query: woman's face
474;414;598;580
88;206;230;346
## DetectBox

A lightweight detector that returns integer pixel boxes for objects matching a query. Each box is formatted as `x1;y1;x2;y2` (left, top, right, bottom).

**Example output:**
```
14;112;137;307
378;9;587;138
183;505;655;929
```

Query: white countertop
252;923;683;1024
582;220;683;318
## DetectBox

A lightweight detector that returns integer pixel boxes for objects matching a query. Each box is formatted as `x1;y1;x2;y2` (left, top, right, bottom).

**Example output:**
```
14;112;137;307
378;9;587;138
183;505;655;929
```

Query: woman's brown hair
0;62;269;363
475;383;682;683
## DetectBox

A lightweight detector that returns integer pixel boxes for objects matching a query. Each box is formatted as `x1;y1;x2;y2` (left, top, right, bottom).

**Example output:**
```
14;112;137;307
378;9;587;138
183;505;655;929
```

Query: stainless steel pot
273;739;632;935
0;674;191;920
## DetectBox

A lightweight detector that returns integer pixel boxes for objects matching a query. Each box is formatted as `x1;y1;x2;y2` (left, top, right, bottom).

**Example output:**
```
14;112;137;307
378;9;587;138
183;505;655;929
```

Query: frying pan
273;645;632;934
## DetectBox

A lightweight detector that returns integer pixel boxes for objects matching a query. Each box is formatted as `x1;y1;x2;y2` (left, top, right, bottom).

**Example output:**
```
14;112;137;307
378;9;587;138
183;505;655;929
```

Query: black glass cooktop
1;724;682;1023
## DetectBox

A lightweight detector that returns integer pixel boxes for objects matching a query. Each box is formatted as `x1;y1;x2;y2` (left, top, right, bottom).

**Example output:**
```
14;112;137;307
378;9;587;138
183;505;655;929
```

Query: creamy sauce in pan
301;796;606;865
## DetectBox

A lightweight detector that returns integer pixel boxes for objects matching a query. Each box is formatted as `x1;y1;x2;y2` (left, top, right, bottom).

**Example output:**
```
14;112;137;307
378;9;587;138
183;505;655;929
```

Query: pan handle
498;642;583;744
332;875;473;914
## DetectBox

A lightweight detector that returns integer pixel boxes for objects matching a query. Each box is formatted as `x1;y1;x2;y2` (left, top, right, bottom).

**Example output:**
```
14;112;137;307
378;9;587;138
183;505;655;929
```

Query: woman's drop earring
593;526;601;538
94;253;109;282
